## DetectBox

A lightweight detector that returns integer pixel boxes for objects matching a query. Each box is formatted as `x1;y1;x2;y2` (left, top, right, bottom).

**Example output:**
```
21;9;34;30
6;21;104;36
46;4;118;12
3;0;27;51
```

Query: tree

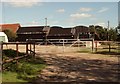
108;28;117;41
89;25;100;40
95;25;108;41
89;25;118;41
115;25;120;41
3;29;17;42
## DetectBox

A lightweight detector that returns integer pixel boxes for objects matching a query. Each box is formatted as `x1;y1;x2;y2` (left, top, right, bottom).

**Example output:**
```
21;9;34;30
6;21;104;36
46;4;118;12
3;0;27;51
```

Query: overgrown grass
2;49;46;83
77;48;92;53
77;47;120;56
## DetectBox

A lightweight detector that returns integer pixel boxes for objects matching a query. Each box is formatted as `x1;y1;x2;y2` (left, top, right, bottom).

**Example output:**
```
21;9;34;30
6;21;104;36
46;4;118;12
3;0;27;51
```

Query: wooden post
108;41;111;52
16;43;18;57
26;43;28;55
92;39;94;52
78;39;80;51
30;43;31;54
0;42;3;71
108;21;111;52
0;42;3;57
95;41;97;52
63;39;65;53
33;43;35;57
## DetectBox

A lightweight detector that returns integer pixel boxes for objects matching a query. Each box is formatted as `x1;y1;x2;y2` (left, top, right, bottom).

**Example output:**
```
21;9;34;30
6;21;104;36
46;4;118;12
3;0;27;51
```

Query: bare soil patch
3;45;119;83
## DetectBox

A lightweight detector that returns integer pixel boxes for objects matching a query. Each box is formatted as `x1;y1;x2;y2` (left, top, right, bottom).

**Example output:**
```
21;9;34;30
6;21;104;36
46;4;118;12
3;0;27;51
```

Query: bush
17;63;38;75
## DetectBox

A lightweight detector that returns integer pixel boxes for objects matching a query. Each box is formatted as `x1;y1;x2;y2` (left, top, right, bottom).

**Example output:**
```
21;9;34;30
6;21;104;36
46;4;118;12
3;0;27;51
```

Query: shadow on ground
33;53;119;84
94;51;120;56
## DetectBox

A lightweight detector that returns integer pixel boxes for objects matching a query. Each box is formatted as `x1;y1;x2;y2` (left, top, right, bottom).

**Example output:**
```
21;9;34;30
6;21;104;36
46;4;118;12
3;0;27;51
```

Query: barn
0;23;20;33
17;26;49;42
16;25;91;42
47;26;74;39
73;26;91;39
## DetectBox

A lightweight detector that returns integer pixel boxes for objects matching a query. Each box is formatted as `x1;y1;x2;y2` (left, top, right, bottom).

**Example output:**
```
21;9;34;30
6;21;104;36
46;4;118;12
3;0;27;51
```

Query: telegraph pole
45;18;47;45
108;21;110;52
45;18;47;27
108;21;110;41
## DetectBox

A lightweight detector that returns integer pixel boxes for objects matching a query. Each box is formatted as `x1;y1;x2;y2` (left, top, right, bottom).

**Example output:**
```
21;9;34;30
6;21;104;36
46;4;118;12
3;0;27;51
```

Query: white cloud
49;20;59;25
70;13;92;19
95;22;106;27
79;7;92;12
56;9;65;13
98;7;109;13
22;21;40;26
3;0;41;7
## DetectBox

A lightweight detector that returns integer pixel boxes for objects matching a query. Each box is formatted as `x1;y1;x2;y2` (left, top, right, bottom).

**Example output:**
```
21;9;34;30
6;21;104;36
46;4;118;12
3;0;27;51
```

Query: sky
0;0;119;28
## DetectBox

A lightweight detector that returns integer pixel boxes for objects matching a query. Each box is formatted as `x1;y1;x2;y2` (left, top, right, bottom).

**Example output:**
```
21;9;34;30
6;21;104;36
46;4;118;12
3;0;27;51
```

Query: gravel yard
3;44;119;83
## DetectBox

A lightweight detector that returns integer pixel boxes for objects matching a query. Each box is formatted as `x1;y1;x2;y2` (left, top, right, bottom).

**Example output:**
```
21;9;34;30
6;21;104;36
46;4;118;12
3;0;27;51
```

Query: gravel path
3;45;119;83
34;52;119;83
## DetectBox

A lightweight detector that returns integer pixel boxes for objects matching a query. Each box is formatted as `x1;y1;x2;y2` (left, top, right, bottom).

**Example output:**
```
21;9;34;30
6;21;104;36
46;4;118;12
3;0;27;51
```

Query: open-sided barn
47;26;74;39
16;25;91;42
73;26;90;39
17;26;48;42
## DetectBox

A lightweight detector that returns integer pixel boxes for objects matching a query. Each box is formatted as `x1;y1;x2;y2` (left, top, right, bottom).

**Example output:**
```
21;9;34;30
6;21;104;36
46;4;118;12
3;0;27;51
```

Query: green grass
2;58;46;83
0;72;2;83
77;48;92;53
2;71;27;82
2;49;46;83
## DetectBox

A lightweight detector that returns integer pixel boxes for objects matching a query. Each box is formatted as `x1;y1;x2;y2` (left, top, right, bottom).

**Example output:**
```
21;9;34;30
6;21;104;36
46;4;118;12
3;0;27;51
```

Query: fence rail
27;39;120;53
1;42;36;65
94;41;120;54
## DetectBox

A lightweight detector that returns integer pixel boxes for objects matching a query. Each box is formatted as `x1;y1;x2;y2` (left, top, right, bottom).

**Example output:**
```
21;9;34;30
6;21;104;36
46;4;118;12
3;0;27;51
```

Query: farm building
47;26;74;39
17;26;49;42
47;26;91;39
0;32;8;42
73;26;91;39
0;23;20;33
16;25;91;42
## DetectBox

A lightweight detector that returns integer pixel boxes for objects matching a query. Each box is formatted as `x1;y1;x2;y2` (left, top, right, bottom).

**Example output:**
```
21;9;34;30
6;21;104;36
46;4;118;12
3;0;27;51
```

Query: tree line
89;25;120;41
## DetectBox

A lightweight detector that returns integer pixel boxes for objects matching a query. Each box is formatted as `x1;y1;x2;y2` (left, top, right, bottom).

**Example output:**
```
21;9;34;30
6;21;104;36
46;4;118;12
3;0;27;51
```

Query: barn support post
33;43;35;57
30;43;32;54
26;43;28;55
63;39;65;53
16;43;18;57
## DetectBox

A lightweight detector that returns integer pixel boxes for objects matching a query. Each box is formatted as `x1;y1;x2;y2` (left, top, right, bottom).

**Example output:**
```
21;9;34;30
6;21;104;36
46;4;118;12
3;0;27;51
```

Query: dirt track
34;52;119;83
35;46;119;83
3;45;119;83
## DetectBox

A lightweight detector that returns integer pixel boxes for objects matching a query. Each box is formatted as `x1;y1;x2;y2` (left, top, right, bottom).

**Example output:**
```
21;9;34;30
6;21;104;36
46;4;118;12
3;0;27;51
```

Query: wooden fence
94;41;120;53
1;42;36;64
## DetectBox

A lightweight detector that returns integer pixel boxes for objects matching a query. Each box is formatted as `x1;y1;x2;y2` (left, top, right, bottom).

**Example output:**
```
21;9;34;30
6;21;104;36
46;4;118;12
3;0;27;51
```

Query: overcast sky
0;0;119;28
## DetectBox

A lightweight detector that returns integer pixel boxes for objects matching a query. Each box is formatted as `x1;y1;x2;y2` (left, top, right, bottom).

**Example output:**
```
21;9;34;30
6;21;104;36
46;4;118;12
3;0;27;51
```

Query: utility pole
108;21;110;52
108;21;110;41
45;18;47;27
45;18;47;45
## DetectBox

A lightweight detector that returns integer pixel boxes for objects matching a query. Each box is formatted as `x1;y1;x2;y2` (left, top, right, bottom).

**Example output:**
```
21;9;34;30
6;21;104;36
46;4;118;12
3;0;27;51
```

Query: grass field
2;49;46;83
